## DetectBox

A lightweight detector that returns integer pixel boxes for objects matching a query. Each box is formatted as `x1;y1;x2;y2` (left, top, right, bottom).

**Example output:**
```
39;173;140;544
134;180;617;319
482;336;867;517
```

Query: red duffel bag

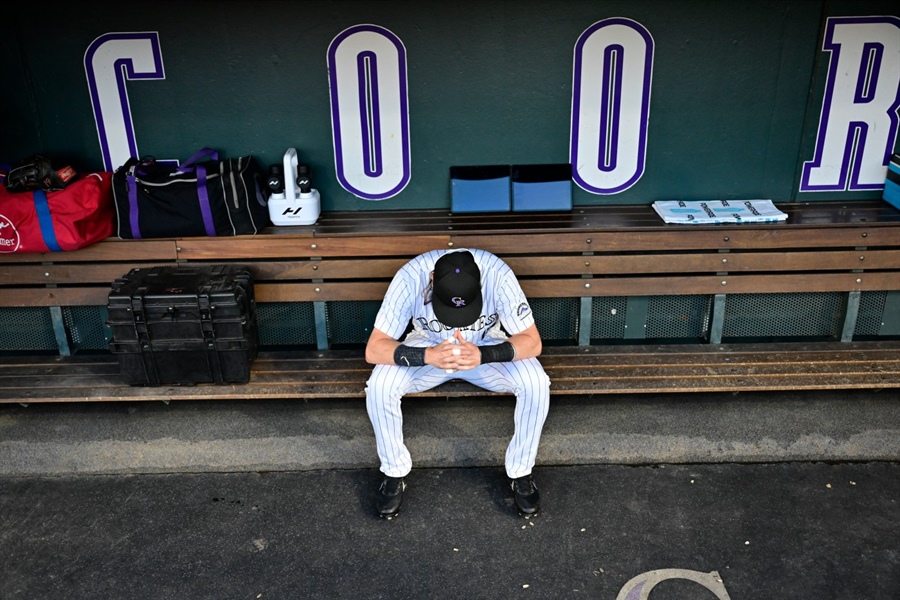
0;170;115;254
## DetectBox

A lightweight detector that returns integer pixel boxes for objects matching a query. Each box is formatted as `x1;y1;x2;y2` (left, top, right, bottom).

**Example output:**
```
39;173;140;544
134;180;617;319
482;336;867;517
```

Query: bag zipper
229;160;239;209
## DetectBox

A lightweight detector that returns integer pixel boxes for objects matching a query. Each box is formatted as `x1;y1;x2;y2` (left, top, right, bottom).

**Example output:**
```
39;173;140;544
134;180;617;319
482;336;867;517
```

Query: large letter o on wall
328;24;411;200
571;18;654;195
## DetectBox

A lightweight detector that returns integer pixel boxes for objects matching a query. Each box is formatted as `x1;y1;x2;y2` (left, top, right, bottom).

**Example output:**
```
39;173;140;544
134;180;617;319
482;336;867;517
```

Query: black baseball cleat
510;475;541;517
375;476;406;518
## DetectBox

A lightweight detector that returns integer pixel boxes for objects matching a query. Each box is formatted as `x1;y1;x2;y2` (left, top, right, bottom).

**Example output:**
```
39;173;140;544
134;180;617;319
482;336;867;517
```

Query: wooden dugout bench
1;200;899;404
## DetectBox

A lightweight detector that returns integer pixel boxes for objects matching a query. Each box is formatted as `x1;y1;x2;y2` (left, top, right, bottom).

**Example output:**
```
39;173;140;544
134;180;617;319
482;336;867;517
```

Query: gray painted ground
1;389;898;476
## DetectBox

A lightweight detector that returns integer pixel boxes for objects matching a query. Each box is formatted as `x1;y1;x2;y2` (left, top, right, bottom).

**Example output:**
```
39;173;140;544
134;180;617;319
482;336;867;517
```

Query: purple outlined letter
84;33;165;172
800;16;900;192
328;25;411;200
571;18;654;195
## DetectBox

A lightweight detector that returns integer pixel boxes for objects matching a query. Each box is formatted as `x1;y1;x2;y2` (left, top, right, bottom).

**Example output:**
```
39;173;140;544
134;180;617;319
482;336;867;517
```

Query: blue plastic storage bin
511;164;572;212
450;165;511;213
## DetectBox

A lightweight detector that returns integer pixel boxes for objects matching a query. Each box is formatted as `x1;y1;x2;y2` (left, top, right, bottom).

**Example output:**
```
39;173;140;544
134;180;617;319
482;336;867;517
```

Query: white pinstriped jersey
373;248;534;346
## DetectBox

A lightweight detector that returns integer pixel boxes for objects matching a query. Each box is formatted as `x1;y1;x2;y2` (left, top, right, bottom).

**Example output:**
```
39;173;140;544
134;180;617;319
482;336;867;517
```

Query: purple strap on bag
194;164;217;237
178;148;218;237
127;171;142;239
179;148;218;170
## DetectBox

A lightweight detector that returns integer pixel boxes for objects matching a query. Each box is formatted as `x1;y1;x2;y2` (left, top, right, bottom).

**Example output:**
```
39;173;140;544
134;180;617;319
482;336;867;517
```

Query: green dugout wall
2;0;899;210
1;1;899;354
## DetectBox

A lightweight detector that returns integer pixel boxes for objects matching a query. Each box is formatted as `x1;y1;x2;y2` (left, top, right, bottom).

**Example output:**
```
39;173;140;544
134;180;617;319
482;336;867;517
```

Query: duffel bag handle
178;148;219;173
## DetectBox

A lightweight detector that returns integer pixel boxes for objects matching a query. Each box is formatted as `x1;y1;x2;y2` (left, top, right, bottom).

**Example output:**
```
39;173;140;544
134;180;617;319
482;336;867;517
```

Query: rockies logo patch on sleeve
517;302;531;319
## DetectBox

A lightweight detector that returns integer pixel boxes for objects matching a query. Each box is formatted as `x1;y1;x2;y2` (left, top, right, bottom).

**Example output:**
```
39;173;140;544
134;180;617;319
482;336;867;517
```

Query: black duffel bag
112;148;270;239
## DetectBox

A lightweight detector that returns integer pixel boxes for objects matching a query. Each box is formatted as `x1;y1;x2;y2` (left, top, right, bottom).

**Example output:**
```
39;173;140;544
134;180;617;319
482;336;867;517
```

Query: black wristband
394;344;426;367
479;341;516;364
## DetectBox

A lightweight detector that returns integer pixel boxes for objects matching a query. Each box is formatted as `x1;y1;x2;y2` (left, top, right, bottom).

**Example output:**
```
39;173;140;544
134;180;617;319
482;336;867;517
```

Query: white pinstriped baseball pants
365;358;551;479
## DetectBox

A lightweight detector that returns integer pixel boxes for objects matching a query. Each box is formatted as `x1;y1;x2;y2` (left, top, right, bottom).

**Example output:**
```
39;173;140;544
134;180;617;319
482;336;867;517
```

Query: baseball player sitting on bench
364;248;551;518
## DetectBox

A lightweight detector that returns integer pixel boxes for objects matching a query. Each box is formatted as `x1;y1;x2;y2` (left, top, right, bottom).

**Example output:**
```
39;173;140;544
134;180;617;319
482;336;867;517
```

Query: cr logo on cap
451;297;466;307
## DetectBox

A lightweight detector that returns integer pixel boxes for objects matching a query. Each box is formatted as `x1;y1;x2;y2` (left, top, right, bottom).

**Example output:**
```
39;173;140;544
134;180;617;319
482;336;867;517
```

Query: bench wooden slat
0;262;179;285
506;250;900;275
0;240;178;263
249;271;900;303
179;245;900;277
4;373;897;403
0;287;112;307
311;212;598;235
454;226;898;254
3;367;896;403
175;235;451;259
522;271;900;297
5;359;893;390
239;258;409;281
311;202;900;235
255;281;390;302
3;340;897;375
778;201;900;224
0;364;124;378
2;341;898;404
4;249;894;288
5;268;894;308
541;373;900;393
178;226;900;260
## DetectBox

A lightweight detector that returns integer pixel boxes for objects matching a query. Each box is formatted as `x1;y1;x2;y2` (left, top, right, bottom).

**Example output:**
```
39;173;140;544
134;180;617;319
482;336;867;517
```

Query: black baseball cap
432;250;483;327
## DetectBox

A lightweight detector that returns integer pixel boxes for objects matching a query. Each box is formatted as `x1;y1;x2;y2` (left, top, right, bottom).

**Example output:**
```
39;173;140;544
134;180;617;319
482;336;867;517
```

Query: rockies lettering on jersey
414;312;500;334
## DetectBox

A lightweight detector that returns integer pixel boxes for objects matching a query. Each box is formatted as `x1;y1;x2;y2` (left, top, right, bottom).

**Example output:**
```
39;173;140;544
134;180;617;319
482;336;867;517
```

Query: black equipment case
107;265;258;385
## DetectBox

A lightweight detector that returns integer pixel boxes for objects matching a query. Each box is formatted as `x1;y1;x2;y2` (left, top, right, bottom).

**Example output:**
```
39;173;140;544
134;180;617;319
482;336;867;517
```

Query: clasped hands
425;329;480;373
